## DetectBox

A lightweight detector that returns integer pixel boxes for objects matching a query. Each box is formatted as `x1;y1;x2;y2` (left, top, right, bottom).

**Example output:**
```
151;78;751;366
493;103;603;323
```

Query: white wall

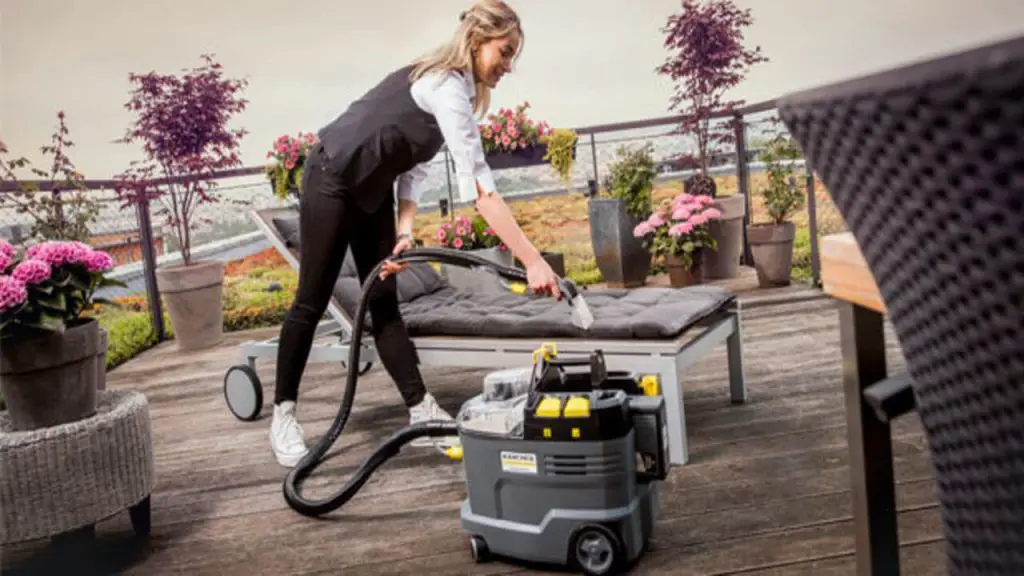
2;0;1022;178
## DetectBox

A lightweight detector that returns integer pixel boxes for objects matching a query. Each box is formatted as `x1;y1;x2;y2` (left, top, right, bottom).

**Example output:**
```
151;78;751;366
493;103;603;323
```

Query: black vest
317;65;447;213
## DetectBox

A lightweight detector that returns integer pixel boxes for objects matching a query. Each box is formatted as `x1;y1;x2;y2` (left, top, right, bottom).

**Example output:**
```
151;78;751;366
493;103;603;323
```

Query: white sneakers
269;392;460;468
269;401;309;467
408;393;460;452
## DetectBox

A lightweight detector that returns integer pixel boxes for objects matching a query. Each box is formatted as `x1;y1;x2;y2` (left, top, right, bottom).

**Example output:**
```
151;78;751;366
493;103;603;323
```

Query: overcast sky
2;0;1023;178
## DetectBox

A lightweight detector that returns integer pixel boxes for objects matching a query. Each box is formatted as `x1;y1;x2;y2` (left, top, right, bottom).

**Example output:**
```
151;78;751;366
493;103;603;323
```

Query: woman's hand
380;234;415;280
525;257;563;300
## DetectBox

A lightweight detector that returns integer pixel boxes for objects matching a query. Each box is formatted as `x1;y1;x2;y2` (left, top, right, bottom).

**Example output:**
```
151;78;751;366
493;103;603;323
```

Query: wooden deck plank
1;292;947;575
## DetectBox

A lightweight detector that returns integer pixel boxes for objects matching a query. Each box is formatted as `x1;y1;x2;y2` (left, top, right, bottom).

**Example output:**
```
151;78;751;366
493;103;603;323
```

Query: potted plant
434;214;511;293
0;238;124;431
634;192;722;287
0;112;102;244
478;101;577;183
113;53;249;351
588;143;657;287
656;0;768;279
265;132;318;201
747;132;805;287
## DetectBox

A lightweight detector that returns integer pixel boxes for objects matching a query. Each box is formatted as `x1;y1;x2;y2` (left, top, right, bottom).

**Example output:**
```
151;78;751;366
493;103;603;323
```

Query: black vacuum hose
282;247;580;517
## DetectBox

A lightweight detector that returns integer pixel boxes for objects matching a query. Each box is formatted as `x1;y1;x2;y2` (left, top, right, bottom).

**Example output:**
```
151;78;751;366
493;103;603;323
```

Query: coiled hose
282;247;581;517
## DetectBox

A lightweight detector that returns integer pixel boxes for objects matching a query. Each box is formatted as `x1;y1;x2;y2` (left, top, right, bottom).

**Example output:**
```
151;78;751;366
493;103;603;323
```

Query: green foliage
100;309;168;370
0;111;101;242
542;128;578;189
758;133;805;224
602;143;657;220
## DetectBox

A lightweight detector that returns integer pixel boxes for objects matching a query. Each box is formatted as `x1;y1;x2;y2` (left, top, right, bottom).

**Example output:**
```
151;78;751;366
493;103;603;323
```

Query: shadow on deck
2;280;947;575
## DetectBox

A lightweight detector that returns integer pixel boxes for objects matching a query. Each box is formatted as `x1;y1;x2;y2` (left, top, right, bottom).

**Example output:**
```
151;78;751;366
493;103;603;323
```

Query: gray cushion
336;283;734;340
270;215;447;303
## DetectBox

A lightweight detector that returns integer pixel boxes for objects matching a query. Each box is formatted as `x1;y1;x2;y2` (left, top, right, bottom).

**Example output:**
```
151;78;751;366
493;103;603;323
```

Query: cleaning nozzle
557;278;594;331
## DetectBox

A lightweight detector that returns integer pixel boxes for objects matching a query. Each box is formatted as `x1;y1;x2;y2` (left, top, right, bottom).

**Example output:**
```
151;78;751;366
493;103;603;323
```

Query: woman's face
474;31;520;88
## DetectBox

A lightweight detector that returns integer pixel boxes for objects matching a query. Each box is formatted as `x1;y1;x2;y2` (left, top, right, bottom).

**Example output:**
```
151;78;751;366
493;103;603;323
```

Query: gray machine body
458;395;665;567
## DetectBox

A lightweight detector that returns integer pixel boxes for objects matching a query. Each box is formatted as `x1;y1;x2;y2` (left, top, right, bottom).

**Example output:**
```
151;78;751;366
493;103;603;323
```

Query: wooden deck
2;285;947;575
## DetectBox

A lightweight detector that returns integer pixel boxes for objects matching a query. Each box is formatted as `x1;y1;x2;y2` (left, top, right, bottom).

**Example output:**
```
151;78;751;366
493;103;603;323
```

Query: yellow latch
532;342;559;363
640;375;660;396
563;396;591;418
535;395;562;418
443;445;464;461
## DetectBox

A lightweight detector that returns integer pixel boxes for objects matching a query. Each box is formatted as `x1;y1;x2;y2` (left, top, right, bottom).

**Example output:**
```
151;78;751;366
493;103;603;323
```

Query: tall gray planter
588;198;651;288
442;246;514;294
704;194;747;279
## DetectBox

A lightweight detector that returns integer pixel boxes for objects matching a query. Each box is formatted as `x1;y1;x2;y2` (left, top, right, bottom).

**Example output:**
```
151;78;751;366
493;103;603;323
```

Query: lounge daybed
224;206;747;465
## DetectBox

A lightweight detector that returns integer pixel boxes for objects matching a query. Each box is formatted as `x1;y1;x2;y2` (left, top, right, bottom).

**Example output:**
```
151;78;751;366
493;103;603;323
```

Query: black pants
274;146;427;408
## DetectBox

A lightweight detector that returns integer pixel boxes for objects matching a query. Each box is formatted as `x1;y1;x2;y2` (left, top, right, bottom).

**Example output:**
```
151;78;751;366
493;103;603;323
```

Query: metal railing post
806;171;821;286
733;113;753;266
134;192;165;342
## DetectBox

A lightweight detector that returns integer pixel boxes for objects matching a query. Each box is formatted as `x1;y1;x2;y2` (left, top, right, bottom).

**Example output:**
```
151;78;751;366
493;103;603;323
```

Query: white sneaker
270;401;309;467
408;393;460;452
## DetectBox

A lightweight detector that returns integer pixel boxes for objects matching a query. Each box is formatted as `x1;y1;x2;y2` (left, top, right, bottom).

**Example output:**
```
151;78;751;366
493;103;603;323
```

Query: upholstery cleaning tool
282;247;666;575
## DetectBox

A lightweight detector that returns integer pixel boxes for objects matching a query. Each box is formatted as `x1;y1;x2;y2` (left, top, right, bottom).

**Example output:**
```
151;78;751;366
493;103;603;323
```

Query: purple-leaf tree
657;0;768;197
114;54;249;266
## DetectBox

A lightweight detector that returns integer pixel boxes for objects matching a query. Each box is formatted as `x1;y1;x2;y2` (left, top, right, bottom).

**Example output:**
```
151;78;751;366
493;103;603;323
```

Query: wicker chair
779;36;1024;575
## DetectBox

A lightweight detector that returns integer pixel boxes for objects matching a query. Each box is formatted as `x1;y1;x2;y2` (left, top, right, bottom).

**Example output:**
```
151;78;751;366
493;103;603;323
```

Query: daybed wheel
571;524;623;576
469;534;491;563
223;364;263;421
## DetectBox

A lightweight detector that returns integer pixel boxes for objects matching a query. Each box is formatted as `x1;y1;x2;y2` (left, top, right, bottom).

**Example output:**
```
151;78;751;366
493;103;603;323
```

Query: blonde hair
409;0;523;117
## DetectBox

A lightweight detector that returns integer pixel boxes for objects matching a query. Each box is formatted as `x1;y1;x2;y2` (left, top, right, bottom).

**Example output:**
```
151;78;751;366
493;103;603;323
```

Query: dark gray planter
0;318;101;431
587;198;651;288
442;246;514;295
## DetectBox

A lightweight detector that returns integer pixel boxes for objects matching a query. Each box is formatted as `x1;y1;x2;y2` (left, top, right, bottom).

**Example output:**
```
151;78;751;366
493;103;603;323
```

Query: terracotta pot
666;250;705;287
747;221;796;287
0;318;101;431
156;259;225;351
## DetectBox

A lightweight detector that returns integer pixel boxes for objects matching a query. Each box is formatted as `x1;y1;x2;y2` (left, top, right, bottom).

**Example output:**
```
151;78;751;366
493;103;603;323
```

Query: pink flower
85;250;114;272
436;228;447;241
0;275;27;312
455;226;467;236
648;213;665;228
501;134;511;147
484;227;495;236
25;241;90;267
12;259;51;285
0;239;14;271
702;207;722;220
672;207;691;220
696;194;715;205
690;213;709;226
452;238;464;249
633;222;653;237
669;222;694;237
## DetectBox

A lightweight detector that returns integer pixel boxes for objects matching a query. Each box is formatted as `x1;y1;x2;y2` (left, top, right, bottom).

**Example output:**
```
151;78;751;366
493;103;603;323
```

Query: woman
269;0;561;467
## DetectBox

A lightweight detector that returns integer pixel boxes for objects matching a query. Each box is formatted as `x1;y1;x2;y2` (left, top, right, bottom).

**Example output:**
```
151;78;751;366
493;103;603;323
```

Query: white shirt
396;69;498;204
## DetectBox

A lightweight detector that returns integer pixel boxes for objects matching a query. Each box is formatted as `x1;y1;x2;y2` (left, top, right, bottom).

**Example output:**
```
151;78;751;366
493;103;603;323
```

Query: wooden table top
819;232;886;314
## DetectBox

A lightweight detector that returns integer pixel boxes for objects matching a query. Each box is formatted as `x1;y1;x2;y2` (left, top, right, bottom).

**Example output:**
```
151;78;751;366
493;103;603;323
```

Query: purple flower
12;259;51;285
0;275;27;312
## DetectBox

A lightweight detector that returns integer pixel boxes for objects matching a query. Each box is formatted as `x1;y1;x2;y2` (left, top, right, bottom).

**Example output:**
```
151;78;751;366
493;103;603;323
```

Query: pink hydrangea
12;259;51;285
25;240;90;267
84;250;114;272
0;239;14;271
0;275;27;312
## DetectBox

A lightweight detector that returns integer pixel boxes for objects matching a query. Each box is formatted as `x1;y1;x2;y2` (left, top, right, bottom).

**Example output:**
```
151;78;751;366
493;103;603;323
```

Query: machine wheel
469;535;491;563
571;524;622;576
223;364;263;421
341;360;374;376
